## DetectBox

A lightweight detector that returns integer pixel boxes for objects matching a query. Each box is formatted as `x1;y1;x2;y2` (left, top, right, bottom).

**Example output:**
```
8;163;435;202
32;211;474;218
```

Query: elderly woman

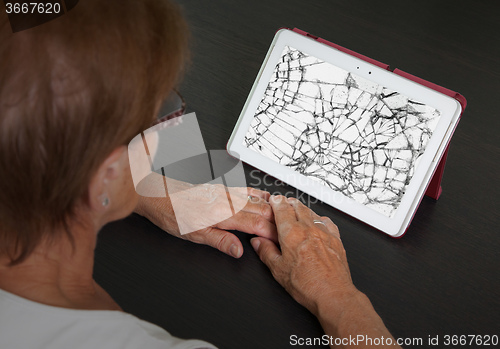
0;1;400;348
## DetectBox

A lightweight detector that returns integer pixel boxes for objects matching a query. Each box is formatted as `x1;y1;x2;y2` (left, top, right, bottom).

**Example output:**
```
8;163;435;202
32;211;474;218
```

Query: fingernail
230;244;241;258
250;238;261;252
270;195;281;203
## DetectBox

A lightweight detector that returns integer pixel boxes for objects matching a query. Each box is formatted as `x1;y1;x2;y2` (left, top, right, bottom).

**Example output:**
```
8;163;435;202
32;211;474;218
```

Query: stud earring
101;195;109;207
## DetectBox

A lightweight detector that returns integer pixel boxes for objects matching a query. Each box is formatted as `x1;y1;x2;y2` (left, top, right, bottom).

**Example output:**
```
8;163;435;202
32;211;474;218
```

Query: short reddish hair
0;0;189;264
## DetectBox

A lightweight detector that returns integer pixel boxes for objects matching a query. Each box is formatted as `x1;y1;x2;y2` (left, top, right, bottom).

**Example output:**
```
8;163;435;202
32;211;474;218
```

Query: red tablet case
291;28;467;202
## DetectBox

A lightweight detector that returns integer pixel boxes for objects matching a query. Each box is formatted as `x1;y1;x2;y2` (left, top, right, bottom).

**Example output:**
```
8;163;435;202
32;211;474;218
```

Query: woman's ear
87;146;128;212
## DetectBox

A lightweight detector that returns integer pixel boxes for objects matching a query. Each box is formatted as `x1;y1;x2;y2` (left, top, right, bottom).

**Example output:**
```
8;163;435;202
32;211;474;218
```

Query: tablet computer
227;28;464;237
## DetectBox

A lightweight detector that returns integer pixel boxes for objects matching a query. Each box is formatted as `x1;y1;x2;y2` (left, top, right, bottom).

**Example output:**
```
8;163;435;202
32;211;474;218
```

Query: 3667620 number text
5;2;61;15
443;334;498;346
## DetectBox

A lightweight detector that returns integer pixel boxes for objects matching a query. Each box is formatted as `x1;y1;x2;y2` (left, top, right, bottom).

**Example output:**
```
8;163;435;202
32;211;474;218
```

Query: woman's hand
134;173;277;258
250;195;400;348
250;195;356;315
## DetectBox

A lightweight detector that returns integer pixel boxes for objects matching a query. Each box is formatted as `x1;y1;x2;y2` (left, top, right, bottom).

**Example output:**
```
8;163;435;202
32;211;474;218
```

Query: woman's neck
0;224;121;311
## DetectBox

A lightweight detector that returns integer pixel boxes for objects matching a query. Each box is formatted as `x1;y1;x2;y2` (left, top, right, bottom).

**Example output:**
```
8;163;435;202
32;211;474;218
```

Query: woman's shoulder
0;288;217;349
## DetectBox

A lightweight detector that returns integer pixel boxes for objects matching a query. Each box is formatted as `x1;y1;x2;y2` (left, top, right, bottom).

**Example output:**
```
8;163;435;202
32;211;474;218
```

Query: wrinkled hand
251;195;356;315
135;173;277;258
251;195;400;348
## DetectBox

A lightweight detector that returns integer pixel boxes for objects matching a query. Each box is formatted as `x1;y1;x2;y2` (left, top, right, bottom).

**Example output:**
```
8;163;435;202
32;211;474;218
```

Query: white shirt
0;288;217;349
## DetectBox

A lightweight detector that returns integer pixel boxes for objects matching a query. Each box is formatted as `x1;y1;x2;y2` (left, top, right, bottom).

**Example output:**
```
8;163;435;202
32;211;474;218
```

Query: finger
229;187;270;201
286;197;318;223
242;197;273;221
217;211;278;243
251;237;282;271
269;195;297;232
202;227;244;258
247;187;271;201
320;216;341;240
286;198;339;237
226;188;273;221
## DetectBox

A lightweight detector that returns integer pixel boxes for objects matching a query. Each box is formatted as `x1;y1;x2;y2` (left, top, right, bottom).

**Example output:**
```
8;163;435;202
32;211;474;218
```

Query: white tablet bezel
228;29;461;237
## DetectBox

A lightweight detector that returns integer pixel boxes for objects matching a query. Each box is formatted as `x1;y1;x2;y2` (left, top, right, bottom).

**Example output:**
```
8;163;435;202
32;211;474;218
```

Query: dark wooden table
94;0;500;348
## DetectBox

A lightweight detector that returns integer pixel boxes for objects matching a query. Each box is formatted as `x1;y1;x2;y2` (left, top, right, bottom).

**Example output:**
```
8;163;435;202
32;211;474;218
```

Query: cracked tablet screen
243;46;441;217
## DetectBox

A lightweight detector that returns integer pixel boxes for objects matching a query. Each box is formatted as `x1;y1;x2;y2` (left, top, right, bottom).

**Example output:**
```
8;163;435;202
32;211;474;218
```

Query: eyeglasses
154;89;186;125
128;89;187;194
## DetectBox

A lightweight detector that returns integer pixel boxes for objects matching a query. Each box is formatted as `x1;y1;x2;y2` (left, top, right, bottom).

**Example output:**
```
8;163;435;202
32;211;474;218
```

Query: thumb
202;228;243;258
250;237;282;270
